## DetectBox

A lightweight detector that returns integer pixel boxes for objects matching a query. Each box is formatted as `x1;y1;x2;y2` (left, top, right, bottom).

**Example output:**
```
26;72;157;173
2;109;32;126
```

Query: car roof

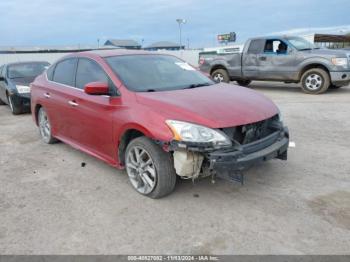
73;49;162;58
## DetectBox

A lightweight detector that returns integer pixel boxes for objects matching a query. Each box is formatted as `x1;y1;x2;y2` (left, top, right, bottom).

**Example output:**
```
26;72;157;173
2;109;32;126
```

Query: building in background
104;39;141;49
144;41;184;51
302;33;350;49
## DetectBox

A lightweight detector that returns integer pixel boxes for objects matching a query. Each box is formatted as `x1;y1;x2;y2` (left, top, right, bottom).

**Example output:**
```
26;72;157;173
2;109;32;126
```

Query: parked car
199;36;350;94
0;61;50;114
31;50;289;198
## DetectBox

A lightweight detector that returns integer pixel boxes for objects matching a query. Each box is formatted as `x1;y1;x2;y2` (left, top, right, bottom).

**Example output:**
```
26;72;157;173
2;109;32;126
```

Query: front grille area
221;115;281;145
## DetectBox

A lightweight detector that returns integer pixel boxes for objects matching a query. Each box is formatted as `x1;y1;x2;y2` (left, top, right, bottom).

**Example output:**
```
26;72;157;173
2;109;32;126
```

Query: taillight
199;57;205;65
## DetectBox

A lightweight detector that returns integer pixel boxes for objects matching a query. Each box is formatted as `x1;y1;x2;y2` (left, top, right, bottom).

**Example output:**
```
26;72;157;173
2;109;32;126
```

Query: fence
0;50;201;67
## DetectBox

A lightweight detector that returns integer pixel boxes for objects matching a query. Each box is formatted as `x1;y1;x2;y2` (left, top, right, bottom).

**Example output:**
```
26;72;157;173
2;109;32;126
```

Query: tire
300;68;330;94
211;69;230;83
236;80;251;87
38;107;57;144
125;136;176;199
7;94;22;115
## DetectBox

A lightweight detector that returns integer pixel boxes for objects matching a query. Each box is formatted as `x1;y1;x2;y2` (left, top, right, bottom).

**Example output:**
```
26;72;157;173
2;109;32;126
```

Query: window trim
47;56;120;96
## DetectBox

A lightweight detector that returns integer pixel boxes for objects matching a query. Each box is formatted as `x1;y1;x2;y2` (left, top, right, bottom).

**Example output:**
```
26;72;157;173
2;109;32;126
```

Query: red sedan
31;50;289;198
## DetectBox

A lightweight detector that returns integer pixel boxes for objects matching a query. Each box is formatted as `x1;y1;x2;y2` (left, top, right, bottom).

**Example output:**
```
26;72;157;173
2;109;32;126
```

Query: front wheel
300;68;330;94
7;94;22;115
125;136;176;198
211;69;230;83
38;107;57;144
236;80;251;87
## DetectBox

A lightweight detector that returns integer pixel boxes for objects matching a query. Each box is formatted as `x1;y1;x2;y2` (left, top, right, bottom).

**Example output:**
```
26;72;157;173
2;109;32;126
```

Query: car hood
10;77;36;86
305;48;349;57
135;83;279;128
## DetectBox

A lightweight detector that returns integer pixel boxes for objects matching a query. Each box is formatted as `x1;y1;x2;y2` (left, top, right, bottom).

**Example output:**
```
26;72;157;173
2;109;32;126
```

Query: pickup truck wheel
211;69;230;83
236;80;251;87
125;136;176;199
38;107;57;144
301;68;330;94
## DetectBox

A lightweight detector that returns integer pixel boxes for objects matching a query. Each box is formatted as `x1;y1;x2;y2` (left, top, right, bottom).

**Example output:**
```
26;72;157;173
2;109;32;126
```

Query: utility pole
176;19;186;50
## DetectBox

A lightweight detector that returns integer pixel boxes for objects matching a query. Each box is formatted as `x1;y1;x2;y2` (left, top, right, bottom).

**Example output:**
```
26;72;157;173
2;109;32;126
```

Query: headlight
16;85;31;94
166;120;231;147
277;109;283;123
331;57;348;67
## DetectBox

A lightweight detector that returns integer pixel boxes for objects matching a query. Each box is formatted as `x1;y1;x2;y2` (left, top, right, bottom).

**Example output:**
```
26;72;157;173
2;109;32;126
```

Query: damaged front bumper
207;127;289;173
168;125;289;183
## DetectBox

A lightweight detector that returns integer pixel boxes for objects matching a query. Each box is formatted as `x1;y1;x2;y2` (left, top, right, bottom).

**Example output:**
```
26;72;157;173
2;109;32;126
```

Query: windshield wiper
183;82;212;89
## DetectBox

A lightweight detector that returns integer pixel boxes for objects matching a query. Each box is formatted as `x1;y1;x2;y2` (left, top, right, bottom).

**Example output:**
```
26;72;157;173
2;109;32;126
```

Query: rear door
45;58;78;139
242;39;265;79
258;39;296;80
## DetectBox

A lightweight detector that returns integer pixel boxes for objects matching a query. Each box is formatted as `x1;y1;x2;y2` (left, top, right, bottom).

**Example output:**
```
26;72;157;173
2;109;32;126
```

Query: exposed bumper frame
208;129;288;172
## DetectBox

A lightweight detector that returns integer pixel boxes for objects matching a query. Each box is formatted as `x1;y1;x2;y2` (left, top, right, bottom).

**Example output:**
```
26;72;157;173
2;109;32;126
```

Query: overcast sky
0;0;349;48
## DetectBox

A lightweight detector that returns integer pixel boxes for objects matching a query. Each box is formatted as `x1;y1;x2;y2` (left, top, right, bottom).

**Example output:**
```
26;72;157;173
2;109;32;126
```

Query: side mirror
0;76;5;81
84;82;109;95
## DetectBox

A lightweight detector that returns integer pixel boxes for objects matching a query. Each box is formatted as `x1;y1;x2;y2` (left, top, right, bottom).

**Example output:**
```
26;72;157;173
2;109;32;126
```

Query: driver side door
258;39;296;80
66;58;119;162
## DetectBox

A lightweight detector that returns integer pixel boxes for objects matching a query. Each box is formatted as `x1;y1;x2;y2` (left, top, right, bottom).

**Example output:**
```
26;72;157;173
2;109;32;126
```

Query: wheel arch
34;104;42;126
210;64;228;75
299;63;330;81
117;126;153;166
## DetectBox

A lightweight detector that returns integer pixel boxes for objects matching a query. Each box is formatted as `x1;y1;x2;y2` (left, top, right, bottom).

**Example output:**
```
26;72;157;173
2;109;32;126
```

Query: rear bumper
330;71;350;85
207;127;289;173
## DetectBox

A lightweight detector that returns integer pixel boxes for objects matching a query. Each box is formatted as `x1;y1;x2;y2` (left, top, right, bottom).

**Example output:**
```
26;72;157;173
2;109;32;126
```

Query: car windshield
106;54;214;92
8;62;50;79
286;36;317;50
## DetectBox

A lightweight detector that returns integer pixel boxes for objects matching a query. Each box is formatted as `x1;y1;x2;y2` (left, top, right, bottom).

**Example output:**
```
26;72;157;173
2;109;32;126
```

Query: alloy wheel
126;146;157;194
213;73;224;82
38;108;51;143
305;73;323;91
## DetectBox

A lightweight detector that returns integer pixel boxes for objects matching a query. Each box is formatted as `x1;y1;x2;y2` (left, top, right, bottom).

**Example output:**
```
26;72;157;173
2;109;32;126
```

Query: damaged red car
31;50;289;198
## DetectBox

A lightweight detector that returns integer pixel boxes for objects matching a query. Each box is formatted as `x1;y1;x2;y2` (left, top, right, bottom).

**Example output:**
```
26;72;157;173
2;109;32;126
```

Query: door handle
44;93;50;98
259;56;267;61
68;100;79;107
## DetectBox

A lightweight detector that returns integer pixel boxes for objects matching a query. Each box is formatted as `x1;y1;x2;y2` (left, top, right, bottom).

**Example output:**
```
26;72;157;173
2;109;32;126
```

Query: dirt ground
0;82;349;254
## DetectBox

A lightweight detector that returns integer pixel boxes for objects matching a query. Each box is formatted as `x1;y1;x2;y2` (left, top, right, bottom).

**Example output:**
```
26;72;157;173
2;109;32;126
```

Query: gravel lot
0;82;349;255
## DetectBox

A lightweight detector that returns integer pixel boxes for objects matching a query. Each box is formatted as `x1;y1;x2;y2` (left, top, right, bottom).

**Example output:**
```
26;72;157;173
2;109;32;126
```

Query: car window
7;62;49;79
247;39;264;54
264;39;288;54
46;65;55;81
0;66;4;78
75;58;109;89
53;58;77;86
106;55;213;92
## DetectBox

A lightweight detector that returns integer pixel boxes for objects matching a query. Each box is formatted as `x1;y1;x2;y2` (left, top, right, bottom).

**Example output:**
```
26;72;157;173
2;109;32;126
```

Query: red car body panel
31;50;279;169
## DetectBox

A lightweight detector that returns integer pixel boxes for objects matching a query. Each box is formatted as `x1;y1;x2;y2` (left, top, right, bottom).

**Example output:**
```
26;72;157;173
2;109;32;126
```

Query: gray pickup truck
199;36;350;94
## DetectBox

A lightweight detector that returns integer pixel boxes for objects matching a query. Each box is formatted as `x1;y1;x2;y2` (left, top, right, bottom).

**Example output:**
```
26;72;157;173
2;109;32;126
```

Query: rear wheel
236;80;251;87
7;94;22;115
301;68;330;94
211;69;230;83
38;107;57;144
125;136;176;198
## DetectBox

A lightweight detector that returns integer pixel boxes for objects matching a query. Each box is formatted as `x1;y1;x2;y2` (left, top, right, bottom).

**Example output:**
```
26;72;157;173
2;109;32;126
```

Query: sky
0;0;349;48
